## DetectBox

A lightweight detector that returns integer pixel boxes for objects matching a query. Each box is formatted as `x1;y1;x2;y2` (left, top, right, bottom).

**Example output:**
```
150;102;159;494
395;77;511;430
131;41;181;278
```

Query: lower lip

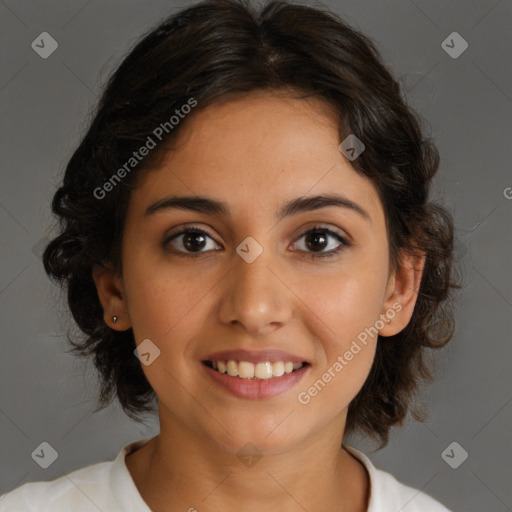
202;362;310;399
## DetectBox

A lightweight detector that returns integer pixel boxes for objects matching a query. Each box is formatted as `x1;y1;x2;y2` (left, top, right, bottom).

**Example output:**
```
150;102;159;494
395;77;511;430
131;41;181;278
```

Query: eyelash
162;225;350;260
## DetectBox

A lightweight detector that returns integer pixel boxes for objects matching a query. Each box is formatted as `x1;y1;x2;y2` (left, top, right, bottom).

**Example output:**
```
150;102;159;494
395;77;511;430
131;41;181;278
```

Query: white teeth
272;361;285;377
209;360;305;379
226;360;238;377
255;362;273;379
238;361;255;378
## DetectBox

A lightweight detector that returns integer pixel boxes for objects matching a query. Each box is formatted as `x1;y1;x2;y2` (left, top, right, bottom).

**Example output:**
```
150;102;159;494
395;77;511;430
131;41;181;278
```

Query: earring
112;315;118;324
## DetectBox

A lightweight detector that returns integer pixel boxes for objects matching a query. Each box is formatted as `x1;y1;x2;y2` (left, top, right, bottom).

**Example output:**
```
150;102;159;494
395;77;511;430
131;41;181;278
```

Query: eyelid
165;222;350;242
292;225;350;259
291;222;351;244
164;223;218;239
163;222;351;257
163;224;220;246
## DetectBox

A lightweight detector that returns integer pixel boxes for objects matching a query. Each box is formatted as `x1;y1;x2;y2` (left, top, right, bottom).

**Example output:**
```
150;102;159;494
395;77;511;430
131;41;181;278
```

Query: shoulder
0;459;115;512
345;446;453;512
0;437;154;512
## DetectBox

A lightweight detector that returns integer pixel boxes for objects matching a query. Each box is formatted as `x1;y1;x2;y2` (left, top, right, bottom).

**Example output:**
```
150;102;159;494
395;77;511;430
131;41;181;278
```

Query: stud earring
112;316;118;324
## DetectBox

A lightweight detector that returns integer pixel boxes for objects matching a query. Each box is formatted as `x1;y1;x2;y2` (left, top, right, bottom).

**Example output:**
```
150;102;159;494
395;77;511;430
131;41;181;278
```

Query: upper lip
203;349;310;365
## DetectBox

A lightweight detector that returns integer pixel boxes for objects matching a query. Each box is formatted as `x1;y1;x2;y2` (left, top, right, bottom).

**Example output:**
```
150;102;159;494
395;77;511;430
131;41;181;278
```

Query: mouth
202;360;310;380
202;359;310;399
201;349;312;399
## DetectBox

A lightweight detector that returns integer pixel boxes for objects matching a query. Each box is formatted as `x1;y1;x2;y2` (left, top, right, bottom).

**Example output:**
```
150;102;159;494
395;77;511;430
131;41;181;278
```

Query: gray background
0;0;511;511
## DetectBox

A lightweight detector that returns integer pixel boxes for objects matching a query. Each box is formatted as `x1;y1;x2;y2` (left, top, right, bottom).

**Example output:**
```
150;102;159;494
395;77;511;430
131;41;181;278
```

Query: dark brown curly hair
42;0;461;448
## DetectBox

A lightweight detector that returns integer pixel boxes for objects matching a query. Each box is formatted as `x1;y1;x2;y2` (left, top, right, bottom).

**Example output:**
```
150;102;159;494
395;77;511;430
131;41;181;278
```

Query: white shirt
0;437;452;511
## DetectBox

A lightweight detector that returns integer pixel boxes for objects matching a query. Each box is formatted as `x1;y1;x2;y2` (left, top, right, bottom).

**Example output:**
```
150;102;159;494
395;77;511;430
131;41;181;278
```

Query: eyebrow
144;194;371;223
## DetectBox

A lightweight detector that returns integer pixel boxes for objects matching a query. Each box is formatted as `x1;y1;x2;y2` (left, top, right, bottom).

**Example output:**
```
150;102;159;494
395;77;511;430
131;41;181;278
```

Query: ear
92;264;131;331
378;249;426;337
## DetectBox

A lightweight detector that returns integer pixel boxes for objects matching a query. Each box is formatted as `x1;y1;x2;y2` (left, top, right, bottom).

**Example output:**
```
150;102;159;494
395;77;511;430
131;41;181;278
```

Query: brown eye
294;227;349;259
304;231;328;251
163;227;220;257
182;232;207;252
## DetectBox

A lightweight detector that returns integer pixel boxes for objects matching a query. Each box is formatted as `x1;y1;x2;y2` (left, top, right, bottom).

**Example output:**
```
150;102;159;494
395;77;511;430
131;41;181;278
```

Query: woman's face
103;90;413;454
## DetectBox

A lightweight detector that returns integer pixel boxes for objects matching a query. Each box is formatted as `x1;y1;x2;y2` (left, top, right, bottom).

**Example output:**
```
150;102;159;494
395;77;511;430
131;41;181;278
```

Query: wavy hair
42;0;461;448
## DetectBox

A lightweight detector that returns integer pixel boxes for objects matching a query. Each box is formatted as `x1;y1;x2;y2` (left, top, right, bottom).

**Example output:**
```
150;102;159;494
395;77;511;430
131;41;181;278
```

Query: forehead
128;91;384;227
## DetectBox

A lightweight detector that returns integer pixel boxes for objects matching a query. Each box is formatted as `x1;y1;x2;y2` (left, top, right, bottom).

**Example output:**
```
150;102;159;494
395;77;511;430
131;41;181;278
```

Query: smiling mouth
203;360;309;380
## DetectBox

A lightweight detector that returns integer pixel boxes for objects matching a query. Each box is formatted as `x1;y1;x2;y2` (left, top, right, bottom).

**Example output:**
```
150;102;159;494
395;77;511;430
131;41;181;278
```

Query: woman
0;0;458;510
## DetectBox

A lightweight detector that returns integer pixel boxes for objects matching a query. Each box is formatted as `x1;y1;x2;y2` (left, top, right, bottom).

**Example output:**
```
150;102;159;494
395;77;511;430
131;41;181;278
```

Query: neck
125;409;369;512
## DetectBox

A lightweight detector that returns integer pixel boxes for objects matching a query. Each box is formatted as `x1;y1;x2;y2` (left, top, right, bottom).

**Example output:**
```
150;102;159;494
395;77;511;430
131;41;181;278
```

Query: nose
216;245;293;336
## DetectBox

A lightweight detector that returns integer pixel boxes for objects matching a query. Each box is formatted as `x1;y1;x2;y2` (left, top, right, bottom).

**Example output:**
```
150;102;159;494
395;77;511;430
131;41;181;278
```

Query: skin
93;89;425;512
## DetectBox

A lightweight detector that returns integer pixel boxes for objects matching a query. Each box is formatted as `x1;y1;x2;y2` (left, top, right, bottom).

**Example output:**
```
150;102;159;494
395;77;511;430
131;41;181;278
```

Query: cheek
122;231;191;326
316;283;380;384
122;261;209;403
305;260;388;348
294;275;381;421
293;257;386;407
124;264;204;345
